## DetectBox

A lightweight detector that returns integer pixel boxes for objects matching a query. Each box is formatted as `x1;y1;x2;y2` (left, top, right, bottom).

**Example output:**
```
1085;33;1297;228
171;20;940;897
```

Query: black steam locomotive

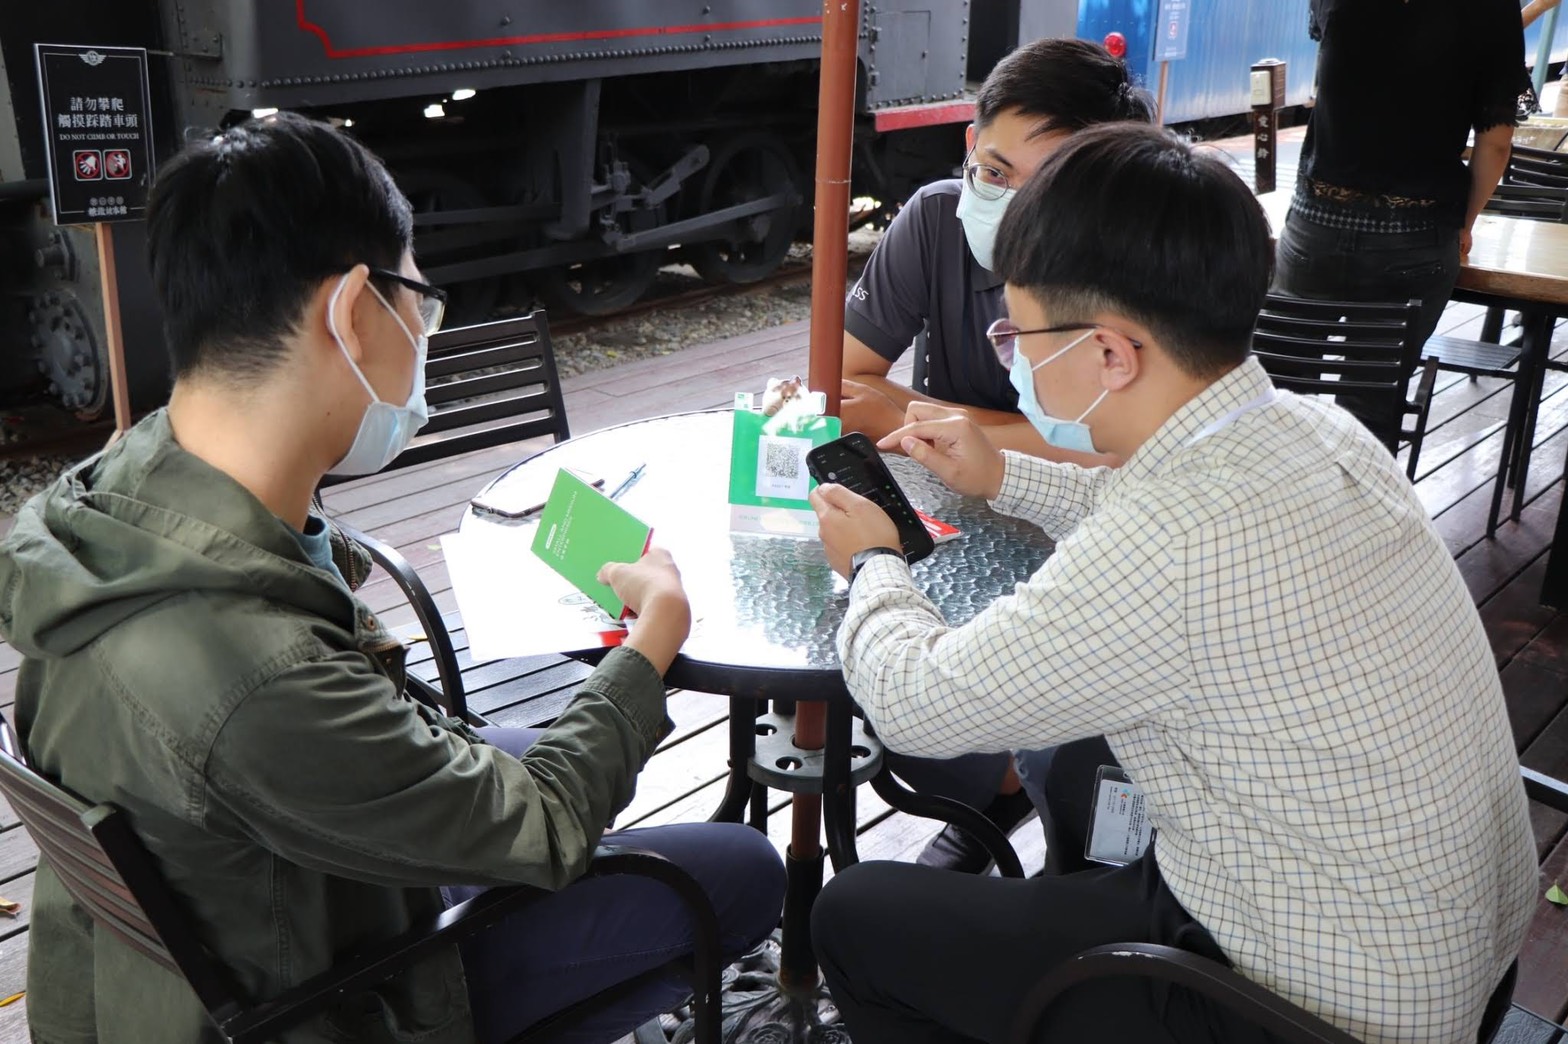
0;1;1073;419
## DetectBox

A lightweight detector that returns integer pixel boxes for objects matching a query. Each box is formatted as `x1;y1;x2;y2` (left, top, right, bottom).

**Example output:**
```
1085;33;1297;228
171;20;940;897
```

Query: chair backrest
1252;294;1421;453
323;309;570;487
0;721;247;1027
1486;182;1568;221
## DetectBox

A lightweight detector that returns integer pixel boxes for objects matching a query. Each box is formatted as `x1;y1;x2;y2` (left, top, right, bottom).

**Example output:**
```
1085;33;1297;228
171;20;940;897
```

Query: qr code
764;441;802;480
756;435;811;500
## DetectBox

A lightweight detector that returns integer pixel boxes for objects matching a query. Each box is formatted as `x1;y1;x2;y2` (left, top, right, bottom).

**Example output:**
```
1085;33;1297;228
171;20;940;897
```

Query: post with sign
1250;59;1287;195
1152;0;1190;124
33;43;155;442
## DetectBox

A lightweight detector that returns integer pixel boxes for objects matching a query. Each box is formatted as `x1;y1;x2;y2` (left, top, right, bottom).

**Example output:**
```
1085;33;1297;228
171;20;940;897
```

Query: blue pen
607;463;646;501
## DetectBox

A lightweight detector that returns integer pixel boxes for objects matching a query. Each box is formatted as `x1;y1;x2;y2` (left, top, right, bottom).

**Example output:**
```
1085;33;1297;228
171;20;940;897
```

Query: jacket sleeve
203;644;666;890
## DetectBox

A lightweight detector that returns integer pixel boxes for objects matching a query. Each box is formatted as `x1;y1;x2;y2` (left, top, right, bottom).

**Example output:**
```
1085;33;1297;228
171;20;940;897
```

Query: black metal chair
1504;144;1568;191
0;716;722;1044
320;309;573;721
1252;294;1436;480
1008;767;1568;1044
1485;183;1568;223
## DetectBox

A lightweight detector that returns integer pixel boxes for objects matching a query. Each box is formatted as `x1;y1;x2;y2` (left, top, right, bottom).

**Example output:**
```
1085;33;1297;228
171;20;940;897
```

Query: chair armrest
1006;942;1362;1044
1523;766;1568;814
223;844;723;1044
333;519;469;722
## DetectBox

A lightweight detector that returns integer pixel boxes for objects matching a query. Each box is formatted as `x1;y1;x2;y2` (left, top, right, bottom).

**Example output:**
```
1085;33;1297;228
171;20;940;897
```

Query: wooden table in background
1256;191;1568;605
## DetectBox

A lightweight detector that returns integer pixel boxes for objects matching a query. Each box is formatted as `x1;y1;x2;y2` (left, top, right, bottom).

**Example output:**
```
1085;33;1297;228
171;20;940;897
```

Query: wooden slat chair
321;309;572;722
0;715;722;1044
1008;767;1568;1044
1252;295;1437;480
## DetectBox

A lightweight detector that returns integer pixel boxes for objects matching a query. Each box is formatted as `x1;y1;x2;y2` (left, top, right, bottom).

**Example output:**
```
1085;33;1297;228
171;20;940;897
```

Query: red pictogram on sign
104;150;131;179
73;150;102;180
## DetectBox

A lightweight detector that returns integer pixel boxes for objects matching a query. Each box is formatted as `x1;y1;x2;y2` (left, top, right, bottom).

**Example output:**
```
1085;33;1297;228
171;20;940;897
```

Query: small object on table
0;895;20;917
761;375;807;418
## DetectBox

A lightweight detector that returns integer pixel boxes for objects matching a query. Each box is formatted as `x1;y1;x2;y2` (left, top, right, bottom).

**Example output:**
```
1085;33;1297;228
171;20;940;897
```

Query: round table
465;409;1054;1041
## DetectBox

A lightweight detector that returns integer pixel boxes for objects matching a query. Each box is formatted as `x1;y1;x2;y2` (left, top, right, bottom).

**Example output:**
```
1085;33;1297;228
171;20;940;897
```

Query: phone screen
806;433;936;563
470;468;603;519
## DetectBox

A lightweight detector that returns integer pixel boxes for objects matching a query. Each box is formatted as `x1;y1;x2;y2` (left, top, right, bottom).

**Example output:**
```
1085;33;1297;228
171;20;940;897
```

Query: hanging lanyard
1186;390;1277;446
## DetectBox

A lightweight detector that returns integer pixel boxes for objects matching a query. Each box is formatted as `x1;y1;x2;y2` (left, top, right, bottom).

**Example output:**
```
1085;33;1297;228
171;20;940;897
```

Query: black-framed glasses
368;267;448;337
985;318;1143;367
962;150;1012;202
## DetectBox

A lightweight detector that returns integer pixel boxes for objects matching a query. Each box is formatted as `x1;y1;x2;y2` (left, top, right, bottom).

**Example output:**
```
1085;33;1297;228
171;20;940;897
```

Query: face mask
956;178;1015;272
1008;328;1107;454
325;274;430;477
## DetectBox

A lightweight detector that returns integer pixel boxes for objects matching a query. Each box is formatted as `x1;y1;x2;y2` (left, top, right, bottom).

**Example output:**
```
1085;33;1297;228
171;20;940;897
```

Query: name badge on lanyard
1085;765;1154;866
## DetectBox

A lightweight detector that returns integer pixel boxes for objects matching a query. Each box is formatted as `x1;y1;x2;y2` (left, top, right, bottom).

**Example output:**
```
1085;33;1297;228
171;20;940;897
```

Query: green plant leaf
1547;884;1568;906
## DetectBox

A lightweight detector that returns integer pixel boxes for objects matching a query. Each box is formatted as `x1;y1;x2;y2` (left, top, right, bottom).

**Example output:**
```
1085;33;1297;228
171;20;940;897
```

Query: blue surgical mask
326;274;430;477
1008;328;1107;454
955;178;1015;272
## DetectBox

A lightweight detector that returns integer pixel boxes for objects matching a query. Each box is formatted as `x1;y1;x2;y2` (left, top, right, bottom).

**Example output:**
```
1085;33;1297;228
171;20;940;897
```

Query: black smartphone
807;432;936;564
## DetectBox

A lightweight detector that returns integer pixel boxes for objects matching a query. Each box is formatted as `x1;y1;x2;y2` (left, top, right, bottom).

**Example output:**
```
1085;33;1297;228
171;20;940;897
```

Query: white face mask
325;274;430;477
956;178;1016;272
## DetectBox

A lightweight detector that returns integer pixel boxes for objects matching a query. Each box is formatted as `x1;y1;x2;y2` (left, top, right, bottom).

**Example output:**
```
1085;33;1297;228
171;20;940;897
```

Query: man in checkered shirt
808;123;1536;1043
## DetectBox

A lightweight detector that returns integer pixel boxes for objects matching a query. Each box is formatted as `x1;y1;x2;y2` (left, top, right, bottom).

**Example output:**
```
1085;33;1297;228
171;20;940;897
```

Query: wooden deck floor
2;299;1568;1037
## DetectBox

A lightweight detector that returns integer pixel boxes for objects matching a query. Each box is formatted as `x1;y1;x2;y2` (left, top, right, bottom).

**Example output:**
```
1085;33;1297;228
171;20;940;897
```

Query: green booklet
530;468;653;619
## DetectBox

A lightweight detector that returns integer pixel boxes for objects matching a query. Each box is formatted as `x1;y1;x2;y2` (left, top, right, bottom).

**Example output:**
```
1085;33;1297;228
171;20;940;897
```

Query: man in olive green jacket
0;113;783;1043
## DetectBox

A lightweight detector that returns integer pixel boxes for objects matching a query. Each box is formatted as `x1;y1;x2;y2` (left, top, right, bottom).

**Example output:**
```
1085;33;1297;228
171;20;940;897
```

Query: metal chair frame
1253;294;1435;480
1009;767;1568;1044
0;717;722;1044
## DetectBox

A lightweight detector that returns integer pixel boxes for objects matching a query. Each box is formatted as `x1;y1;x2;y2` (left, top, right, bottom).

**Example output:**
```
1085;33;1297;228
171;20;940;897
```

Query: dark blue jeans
1273;211;1463;376
444;727;785;1044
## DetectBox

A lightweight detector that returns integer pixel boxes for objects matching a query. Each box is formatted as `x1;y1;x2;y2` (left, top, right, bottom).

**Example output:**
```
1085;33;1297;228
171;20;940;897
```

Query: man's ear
965;123;977;154
1098;326;1143;392
322;265;371;364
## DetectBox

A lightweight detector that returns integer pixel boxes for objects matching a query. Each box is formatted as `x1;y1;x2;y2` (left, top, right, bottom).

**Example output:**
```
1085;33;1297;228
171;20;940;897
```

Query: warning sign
34;43;155;223
73;150;102;180
1152;0;1190;63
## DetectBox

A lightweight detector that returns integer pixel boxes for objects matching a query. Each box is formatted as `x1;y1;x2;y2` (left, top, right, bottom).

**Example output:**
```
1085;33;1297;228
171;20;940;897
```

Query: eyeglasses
962;151;1013;202
985;318;1143;367
368;267;448;337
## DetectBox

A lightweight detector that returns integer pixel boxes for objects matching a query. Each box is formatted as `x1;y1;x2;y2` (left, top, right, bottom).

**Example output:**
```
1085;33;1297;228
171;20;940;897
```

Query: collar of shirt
1110;355;1278;490
970;251;1003;292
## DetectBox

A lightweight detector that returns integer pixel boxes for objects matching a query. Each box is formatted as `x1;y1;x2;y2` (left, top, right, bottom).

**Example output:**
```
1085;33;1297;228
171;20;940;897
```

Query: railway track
549;260;818;338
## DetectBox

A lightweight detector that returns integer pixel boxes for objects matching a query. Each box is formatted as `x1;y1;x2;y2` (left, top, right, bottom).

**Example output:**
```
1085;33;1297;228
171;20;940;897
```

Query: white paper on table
440;526;628;661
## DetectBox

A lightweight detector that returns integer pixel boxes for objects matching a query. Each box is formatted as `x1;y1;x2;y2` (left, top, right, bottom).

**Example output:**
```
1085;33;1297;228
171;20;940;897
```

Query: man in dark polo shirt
841;37;1154;873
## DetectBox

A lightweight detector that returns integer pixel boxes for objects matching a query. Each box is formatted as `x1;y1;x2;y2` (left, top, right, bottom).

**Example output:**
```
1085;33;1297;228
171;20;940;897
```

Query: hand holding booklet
529;469;653;619
441;467;654;660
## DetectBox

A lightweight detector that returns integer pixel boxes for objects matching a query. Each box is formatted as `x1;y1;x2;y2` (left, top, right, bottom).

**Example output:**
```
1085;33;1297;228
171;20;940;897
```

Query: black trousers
813;737;1284;1044
1273;212;1462;376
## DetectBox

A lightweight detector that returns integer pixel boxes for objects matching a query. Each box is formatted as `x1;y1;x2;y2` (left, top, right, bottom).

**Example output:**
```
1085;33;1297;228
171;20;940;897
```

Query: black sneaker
914;789;1038;874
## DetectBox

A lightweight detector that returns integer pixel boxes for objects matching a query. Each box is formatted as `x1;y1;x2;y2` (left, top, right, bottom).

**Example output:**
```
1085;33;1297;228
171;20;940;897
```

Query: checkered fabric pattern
842;356;1536;1043
1290;184;1441;235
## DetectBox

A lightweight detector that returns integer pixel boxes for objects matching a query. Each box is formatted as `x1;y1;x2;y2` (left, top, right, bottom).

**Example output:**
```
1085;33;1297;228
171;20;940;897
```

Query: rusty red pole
807;0;859;423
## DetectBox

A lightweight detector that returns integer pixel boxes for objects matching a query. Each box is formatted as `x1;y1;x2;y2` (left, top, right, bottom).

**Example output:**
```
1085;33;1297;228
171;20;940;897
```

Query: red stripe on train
295;2;823;60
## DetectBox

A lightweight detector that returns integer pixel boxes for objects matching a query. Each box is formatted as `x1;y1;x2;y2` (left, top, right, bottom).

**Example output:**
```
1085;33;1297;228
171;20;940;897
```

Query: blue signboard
1153;0;1191;63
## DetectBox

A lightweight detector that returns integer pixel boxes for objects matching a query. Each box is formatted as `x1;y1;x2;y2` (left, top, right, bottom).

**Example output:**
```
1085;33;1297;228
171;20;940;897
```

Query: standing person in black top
1275;0;1532;370
835;38;1154;876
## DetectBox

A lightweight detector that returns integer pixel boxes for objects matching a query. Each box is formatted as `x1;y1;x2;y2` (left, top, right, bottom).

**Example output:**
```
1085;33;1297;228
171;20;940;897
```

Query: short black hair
146;111;413;381
993;124;1273;378
976;38;1155;136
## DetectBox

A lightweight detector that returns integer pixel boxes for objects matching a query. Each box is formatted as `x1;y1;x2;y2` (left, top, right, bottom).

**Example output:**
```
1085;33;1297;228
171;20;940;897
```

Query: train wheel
536;155;667;316
397;168;501;325
691;131;802;285
535;250;661;317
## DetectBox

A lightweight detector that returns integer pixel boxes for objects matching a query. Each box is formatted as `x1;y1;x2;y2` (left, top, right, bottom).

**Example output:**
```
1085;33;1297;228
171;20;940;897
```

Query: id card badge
1085;765;1153;867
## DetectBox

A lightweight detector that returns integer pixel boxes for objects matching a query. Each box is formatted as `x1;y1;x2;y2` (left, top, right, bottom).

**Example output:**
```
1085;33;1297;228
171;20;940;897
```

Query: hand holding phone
806;433;936;564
